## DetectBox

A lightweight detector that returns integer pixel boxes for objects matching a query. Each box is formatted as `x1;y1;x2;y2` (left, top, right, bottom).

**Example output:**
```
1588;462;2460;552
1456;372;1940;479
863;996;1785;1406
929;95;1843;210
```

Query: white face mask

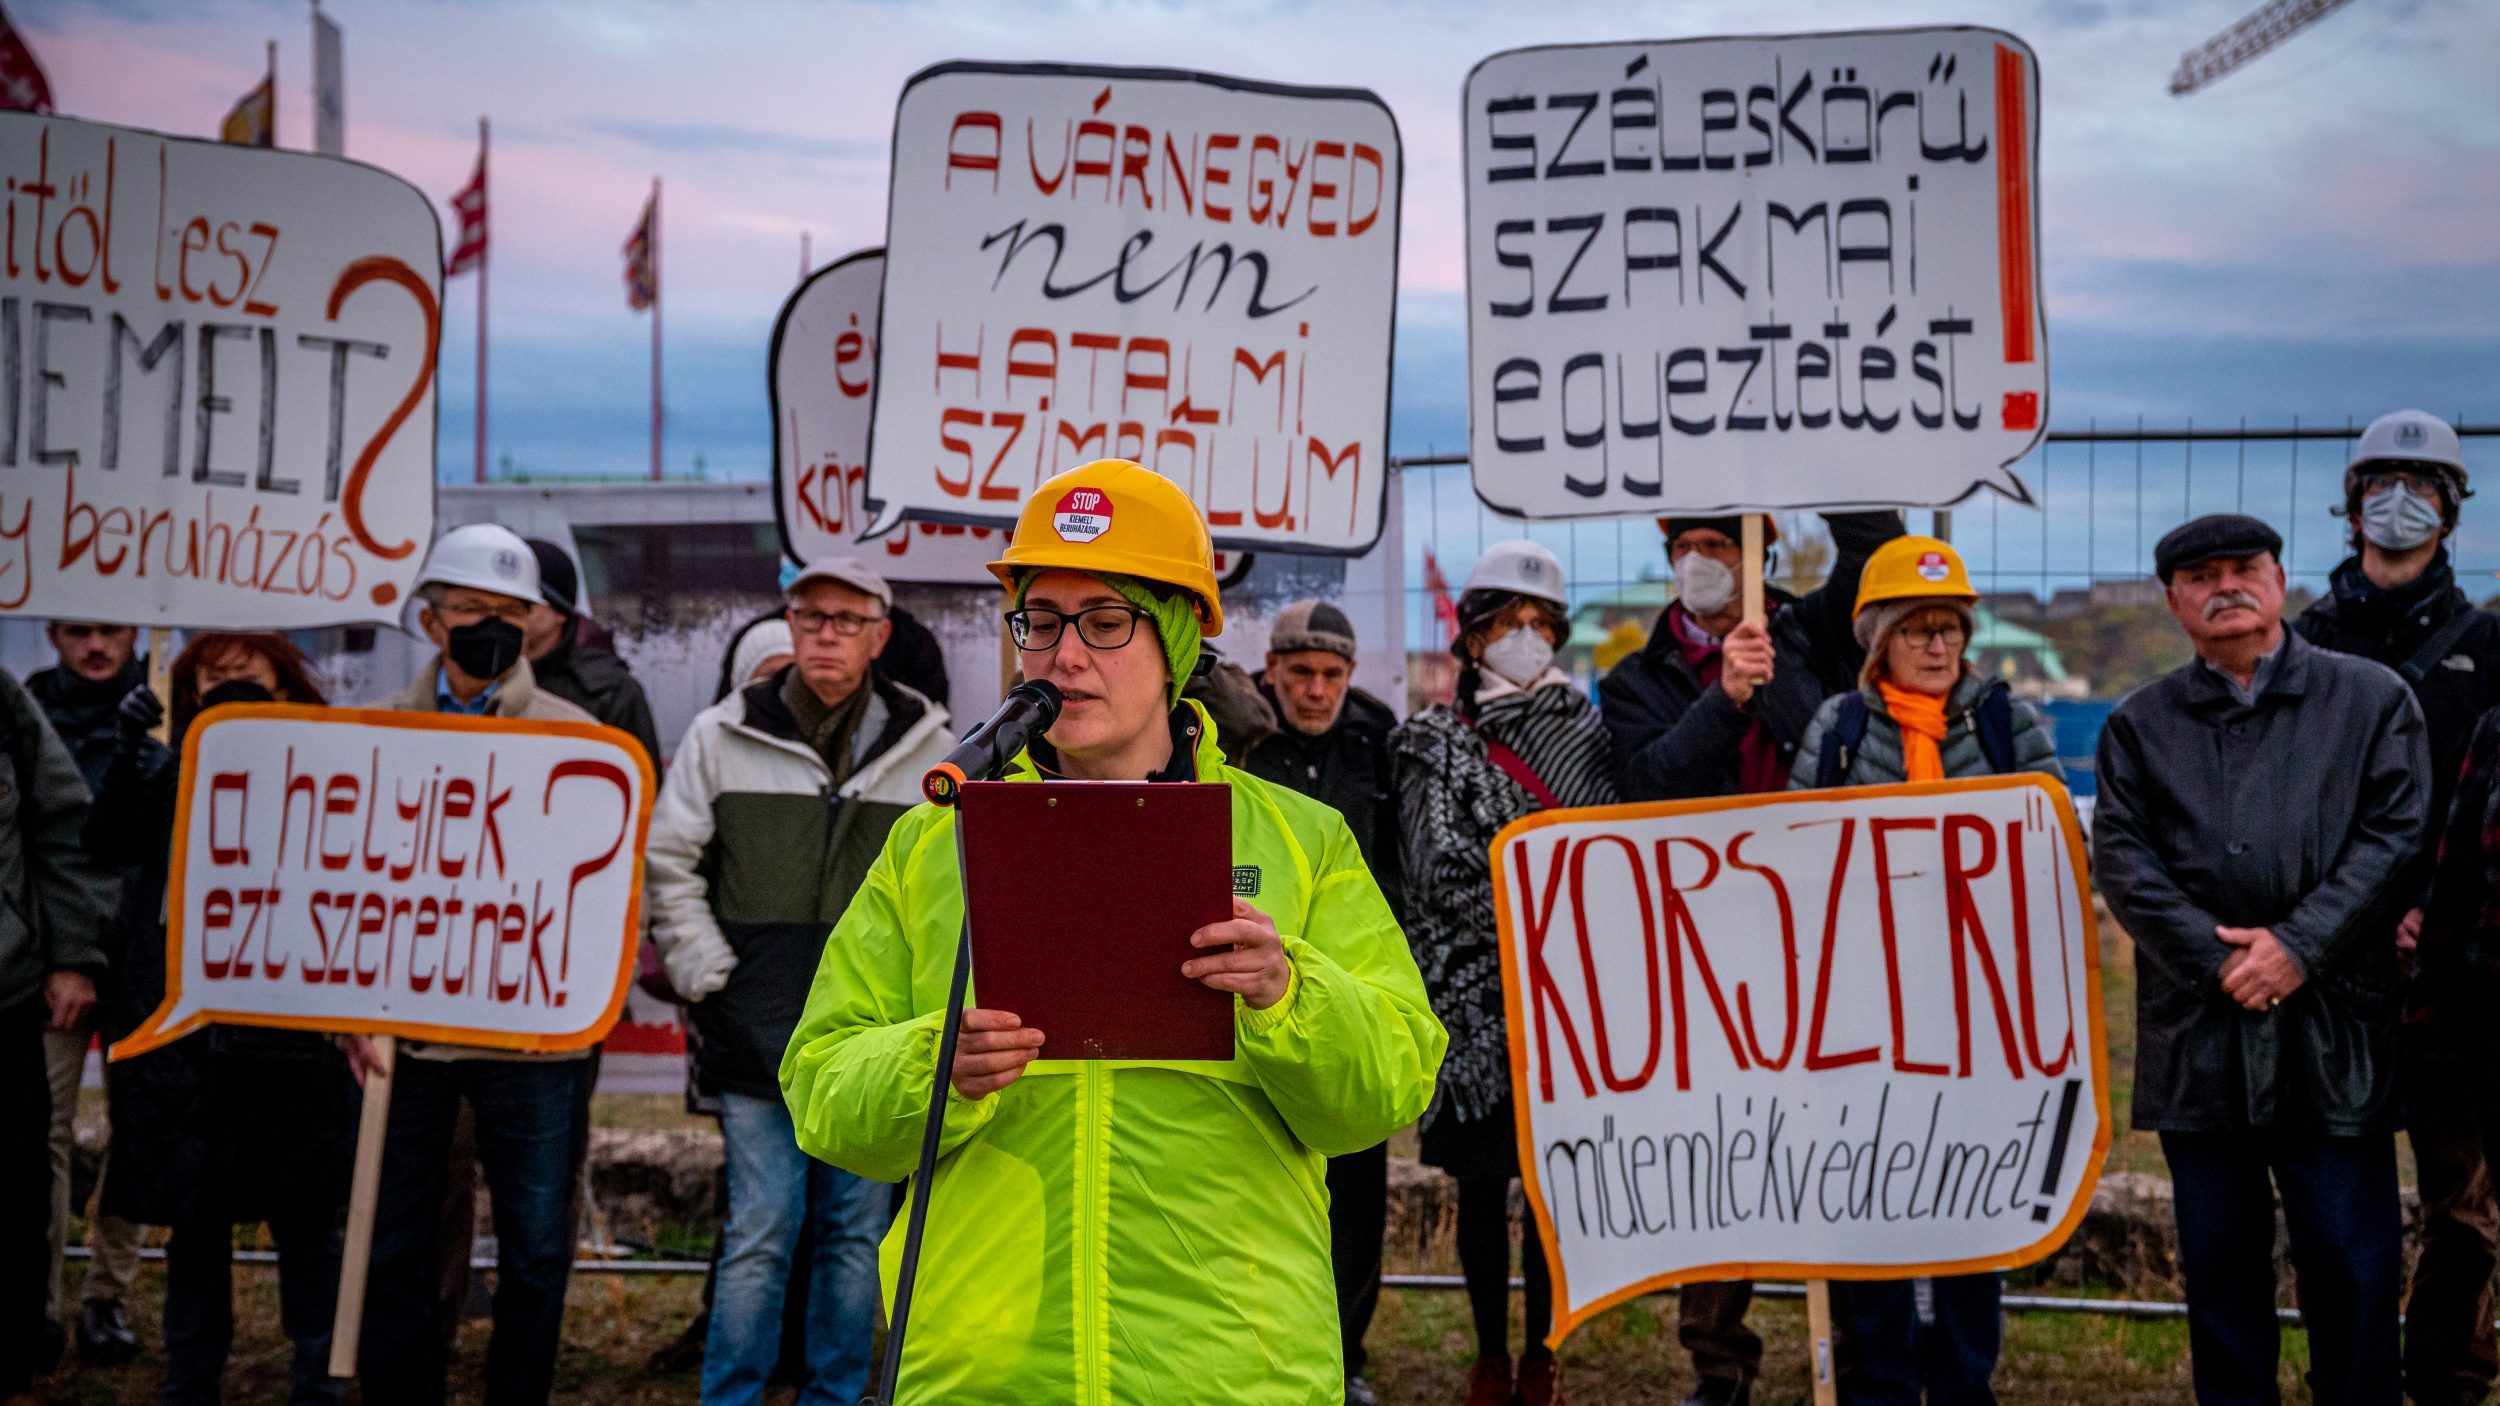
1480;626;1555;687
1675;551;1739;618
2361;486;2445;552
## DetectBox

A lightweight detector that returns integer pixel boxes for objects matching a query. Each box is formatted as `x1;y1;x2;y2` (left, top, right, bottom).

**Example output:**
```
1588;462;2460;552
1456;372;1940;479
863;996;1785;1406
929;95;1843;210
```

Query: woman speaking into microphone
781;460;1446;1405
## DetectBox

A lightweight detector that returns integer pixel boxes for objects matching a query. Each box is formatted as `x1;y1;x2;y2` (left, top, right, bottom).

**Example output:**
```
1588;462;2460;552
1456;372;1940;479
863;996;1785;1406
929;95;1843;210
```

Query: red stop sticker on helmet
1052;489;1114;543
1916;551;1951;582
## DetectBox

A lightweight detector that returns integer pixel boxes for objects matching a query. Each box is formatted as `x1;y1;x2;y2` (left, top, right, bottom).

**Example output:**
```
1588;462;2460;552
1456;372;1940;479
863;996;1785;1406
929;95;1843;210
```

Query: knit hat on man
1267;600;1358;662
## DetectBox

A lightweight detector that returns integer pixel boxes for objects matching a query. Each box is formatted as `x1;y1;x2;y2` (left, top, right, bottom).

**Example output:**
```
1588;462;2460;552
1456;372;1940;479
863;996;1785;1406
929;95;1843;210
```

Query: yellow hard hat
986;460;1225;636
1853;535;1978;619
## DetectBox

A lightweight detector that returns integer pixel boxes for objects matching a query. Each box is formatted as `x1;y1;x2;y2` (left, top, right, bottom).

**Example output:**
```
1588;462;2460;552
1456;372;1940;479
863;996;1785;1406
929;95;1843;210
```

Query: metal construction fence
1388;417;2500;644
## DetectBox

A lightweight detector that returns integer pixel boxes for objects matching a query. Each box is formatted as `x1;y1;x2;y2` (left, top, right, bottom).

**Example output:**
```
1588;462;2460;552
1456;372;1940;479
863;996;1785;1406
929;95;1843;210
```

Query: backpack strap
2398;607;2485;688
1973;680;2018;775
1814;692;1871;789
1459;715;1562;811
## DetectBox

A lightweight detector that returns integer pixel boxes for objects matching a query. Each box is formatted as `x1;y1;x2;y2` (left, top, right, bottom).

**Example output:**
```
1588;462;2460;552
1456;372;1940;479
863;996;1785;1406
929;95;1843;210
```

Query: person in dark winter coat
1597;511;1900;1404
26;621;146;1365
1243;599;1403;1406
0;666;110;1399
2095;514;2426;1406
91;633;360;1405
1601;511;1903;804
525;539;664;765
2290;409;2500;1406
1393;541;1612;1406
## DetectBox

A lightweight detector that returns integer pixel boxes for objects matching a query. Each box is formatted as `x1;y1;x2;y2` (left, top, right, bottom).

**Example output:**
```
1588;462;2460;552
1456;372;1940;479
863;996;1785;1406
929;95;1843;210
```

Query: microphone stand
861;809;978;1405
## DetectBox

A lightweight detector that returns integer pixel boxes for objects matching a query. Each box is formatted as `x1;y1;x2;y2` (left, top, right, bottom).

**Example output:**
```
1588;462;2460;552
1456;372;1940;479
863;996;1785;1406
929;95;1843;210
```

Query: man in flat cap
2094;513;2428;1404
1244;598;1403;1406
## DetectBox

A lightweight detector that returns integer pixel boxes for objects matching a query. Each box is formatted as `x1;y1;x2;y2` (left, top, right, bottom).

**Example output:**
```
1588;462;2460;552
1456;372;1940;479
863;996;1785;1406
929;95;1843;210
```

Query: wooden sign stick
1806;1279;1839;1405
328;1034;397;1378
1741;515;1767;627
145;628;173;743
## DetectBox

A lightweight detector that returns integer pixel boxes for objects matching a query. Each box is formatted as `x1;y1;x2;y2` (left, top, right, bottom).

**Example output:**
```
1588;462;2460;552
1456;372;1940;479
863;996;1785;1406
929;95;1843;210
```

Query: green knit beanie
1014;569;1201;702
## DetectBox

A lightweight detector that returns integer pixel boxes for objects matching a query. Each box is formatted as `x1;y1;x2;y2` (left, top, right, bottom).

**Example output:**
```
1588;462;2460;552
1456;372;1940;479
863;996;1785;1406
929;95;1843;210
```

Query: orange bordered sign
1490;775;2108;1344
110;705;656;1060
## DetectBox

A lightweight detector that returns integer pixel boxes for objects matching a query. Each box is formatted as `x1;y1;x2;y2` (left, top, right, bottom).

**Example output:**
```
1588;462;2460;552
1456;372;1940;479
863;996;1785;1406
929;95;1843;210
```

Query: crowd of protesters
0;411;2492;1406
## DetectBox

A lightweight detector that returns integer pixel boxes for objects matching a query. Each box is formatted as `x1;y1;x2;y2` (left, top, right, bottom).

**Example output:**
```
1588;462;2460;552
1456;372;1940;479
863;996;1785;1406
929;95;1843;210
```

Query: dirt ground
29;1261;2320;1404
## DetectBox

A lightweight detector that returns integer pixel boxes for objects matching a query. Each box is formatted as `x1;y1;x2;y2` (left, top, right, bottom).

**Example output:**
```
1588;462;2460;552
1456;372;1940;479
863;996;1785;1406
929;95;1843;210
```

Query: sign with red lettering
1463;29;2044;518
1492;776;2106;1342
864;61;1400;555
769;247;1006;583
0;113;441;627
110;706;654;1060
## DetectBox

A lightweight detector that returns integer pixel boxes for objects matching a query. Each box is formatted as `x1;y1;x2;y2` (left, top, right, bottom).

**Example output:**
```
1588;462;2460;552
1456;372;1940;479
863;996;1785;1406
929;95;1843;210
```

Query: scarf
783;667;876;788
1392;682;1616;1129
1877;682;1949;782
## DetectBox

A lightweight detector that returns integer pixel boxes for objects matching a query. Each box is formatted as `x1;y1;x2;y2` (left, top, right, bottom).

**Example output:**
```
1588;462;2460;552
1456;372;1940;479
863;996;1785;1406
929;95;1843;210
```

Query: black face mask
199;680;275;712
446;617;525;682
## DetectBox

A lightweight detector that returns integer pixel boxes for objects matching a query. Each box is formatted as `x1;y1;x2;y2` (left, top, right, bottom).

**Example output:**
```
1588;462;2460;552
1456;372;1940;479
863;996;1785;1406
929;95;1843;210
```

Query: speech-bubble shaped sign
865;61;1402;555
1493;776;2106;1343
110;706;654;1059
0;112;441;627
1463;29;2044;517
770;247;1009;584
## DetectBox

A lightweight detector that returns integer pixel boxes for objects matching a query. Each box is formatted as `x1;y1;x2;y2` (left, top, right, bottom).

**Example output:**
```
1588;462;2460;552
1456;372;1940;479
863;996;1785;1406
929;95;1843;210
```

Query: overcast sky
28;0;2498;496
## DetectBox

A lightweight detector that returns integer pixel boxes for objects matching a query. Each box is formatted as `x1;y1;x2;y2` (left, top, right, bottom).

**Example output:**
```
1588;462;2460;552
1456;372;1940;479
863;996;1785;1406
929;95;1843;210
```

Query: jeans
2161;1129;2403;1405
1326;1142;1387;1381
359;1056;594;1406
164;1215;343;1406
0;996;50;1396
702;1091;886;1406
1833;1274;2001;1405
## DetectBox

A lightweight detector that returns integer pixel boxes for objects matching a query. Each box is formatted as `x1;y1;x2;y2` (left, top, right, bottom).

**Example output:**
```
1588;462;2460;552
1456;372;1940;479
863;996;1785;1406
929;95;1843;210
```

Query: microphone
922;680;1064;806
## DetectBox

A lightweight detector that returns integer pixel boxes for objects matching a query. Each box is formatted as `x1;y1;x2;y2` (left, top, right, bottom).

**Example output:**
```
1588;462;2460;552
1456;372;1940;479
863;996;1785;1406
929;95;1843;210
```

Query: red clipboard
957;780;1235;1061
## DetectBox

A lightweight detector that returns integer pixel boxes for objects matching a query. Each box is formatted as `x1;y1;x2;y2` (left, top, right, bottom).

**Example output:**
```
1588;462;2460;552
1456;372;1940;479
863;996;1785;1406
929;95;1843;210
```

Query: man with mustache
2094;513;2428;1405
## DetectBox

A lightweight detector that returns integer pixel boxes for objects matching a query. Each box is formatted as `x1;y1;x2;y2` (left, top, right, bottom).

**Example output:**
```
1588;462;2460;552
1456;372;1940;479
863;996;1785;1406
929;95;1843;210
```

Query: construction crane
2169;0;2361;94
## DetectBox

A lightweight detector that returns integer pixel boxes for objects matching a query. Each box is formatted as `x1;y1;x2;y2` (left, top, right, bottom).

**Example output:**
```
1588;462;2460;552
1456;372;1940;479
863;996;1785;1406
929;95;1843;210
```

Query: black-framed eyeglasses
1005;604;1151;652
787;607;887;638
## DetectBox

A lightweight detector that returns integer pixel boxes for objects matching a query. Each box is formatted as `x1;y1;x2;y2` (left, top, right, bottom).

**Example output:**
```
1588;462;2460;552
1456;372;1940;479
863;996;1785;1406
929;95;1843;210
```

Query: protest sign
1491;775;2106;1342
866;62;1401;555
770;247;1007;584
0;112;440;626
1463;29;2044;518
111;705;654;1059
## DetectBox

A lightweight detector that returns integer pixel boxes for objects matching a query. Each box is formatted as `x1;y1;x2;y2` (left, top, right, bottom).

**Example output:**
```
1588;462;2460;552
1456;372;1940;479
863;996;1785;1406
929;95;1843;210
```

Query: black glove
116;685;163;743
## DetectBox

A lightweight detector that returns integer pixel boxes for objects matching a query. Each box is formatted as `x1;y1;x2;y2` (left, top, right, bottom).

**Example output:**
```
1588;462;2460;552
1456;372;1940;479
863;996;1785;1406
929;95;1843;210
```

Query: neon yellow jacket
782;704;1446;1405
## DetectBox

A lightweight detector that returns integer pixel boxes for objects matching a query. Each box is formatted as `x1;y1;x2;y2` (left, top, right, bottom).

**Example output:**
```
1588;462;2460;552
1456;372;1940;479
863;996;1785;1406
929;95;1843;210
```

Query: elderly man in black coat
2094;514;2428;1406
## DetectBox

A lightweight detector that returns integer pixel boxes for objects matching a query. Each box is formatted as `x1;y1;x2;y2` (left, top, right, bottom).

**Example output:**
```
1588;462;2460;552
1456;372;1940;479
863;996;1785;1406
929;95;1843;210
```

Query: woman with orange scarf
1788;534;2062;1404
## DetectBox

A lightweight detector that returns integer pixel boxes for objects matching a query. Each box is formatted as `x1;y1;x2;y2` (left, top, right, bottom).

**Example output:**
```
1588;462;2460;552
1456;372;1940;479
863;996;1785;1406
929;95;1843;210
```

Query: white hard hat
1461;539;1569;611
417;523;544;605
2349;409;2464;473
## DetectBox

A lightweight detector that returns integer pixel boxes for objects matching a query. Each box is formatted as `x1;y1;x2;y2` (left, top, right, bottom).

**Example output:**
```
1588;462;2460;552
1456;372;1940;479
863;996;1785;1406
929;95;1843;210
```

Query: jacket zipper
1073;1062;1113;1405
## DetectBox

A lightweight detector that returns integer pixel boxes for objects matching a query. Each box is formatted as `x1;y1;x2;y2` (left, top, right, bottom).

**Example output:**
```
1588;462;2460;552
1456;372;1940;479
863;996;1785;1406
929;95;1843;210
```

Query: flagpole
649;175;662;483
265;39;277;145
475;116;489;484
